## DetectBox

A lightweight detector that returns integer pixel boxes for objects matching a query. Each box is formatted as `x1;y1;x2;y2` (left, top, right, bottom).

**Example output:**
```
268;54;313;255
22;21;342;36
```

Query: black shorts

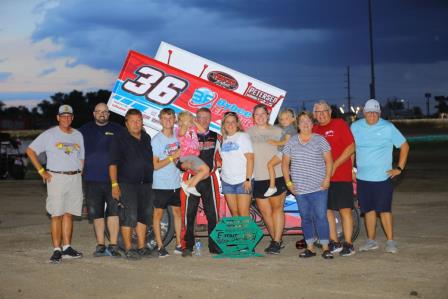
85;181;119;220
119;183;153;227
253;177;287;199
328;182;354;210
357;179;393;213
153;188;181;209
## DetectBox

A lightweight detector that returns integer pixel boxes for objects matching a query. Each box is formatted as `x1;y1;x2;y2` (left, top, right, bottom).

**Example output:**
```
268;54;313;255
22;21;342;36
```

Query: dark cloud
30;0;447;109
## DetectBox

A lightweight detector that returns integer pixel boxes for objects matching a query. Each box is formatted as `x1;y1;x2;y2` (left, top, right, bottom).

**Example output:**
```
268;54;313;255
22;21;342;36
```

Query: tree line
1;90;447;130
0;90;124;129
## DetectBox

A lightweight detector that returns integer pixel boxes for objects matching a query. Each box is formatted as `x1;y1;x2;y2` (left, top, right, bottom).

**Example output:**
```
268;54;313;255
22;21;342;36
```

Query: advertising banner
107;50;261;134
154;41;287;124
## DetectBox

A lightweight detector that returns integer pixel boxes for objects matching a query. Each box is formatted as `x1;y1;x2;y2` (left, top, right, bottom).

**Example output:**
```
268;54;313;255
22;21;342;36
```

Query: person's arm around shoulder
268;134;291;146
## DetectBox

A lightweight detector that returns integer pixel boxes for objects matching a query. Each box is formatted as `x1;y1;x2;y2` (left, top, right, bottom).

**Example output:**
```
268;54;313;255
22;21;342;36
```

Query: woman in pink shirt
176;111;210;196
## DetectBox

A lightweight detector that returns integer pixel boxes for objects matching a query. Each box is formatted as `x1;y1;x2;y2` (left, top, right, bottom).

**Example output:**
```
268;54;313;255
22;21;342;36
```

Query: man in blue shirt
80;103;123;257
351;99;409;254
151;108;182;257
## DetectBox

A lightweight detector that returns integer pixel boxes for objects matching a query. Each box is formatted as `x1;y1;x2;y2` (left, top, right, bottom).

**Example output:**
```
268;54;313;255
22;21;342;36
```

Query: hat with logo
363;99;381;113
58;105;73;115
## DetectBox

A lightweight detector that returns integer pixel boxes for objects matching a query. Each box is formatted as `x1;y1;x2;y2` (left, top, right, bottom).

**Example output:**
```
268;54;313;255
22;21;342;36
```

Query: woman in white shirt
220;112;254;216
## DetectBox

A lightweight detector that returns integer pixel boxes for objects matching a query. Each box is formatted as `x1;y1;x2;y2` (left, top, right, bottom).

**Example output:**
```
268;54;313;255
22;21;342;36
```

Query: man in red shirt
313;100;356;256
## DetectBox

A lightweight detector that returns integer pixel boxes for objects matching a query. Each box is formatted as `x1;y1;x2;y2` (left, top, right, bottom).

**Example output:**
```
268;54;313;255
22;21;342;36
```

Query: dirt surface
1;145;447;299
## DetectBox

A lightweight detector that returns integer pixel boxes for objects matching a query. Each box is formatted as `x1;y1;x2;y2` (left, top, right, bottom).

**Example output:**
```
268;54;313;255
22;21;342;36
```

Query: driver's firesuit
180;129;221;253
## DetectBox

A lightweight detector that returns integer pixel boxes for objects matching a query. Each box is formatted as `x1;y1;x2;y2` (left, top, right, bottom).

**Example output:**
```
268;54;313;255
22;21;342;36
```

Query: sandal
322;250;334;259
299;249;316;258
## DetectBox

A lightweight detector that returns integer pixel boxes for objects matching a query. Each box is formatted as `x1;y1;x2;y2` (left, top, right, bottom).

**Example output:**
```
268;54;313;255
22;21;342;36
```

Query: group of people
27;98;409;263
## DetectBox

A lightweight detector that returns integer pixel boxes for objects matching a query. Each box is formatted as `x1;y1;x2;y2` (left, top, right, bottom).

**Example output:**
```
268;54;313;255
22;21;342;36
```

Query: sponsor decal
244;85;280;108
107;50;259;134
207;71;239;90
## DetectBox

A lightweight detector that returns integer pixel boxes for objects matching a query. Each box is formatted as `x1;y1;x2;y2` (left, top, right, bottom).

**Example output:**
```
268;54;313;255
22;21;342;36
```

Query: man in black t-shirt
80;103;123;258
180;108;222;256
109;109;154;260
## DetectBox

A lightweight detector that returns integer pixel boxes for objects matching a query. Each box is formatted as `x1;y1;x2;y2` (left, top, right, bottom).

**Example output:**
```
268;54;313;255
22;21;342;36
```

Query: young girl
176;111;210;196
264;109;297;197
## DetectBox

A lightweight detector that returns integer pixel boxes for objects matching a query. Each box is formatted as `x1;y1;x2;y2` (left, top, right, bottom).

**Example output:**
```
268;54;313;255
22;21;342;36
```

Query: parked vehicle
110;187;361;251
0;133;27;180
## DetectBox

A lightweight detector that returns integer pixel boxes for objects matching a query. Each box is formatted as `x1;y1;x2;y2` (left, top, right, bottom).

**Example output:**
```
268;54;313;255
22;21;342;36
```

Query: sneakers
62;246;83;259
158;247;169;258
49;250;62;264
181;182;190;196
93;244;108;257
263;187;277;197
137;247;157;258
359;239;379;252
106;244;122;257
186;186;201;196
181;182;201;197
321;250;334;259
340;242;356;256
299;249;316;258
124;248;141;260
182;248;193;257
329;240;343;253
385;240;398;254
265;241;281;255
174;245;183;255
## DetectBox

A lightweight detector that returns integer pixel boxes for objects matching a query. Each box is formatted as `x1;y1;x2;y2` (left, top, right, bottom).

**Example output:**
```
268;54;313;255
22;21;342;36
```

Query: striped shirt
282;134;331;195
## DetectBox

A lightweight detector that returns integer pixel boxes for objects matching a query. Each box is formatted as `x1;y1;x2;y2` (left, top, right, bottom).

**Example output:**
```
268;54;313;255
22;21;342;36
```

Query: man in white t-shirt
27;105;85;264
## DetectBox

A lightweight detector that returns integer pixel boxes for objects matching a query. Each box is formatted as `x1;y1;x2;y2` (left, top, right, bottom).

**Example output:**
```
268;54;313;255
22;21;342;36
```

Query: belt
48;170;81;175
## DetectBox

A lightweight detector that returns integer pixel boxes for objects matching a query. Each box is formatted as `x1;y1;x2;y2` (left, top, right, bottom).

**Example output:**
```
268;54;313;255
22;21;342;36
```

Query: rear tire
106;206;175;251
334;206;361;242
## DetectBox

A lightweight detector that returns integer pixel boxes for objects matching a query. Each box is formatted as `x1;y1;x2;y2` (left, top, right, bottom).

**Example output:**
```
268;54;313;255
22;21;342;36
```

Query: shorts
153;188;181;209
357;179;393;213
253;177;287;199
180;155;206;172
119;183;153;227
221;180;250;195
85;181;119;220
46;172;83;217
327;181;354;210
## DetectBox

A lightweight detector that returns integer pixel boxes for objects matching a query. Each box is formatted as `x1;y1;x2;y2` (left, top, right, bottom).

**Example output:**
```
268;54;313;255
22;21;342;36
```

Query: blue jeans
221;180;250;195
295;190;330;246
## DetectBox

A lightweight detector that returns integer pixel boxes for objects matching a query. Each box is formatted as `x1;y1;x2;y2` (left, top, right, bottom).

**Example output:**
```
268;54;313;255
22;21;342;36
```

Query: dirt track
1;145;447;299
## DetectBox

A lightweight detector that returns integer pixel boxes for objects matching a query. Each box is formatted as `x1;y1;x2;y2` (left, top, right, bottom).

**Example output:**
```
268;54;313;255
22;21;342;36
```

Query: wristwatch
246;178;251;182
396;166;403;172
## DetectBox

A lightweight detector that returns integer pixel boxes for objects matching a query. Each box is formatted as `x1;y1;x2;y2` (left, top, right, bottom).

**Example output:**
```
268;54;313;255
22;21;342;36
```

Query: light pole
425;93;431;117
368;0;376;99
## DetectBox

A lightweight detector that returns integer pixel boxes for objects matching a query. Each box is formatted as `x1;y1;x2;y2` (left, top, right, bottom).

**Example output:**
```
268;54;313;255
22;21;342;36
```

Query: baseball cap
58;105;73;115
363;99;381;113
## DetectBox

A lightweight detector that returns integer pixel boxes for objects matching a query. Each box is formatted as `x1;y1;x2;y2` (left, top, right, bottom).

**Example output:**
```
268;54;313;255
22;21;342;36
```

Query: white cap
58;105;73;115
363;99;381;113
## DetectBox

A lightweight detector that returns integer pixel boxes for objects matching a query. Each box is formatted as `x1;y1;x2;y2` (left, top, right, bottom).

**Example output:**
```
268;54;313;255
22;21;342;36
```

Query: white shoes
264;187;277;197
187;186;201;196
181;182;201;196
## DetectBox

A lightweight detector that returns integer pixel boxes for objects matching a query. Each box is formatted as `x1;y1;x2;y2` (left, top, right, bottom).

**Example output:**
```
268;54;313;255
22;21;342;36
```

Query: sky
0;0;447;113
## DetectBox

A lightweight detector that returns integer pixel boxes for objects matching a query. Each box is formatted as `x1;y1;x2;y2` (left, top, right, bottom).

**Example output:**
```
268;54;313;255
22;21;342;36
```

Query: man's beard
96;117;108;125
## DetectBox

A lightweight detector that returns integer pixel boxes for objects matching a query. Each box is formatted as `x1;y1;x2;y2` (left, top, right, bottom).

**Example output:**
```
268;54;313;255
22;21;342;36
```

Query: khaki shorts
46;172;83;216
